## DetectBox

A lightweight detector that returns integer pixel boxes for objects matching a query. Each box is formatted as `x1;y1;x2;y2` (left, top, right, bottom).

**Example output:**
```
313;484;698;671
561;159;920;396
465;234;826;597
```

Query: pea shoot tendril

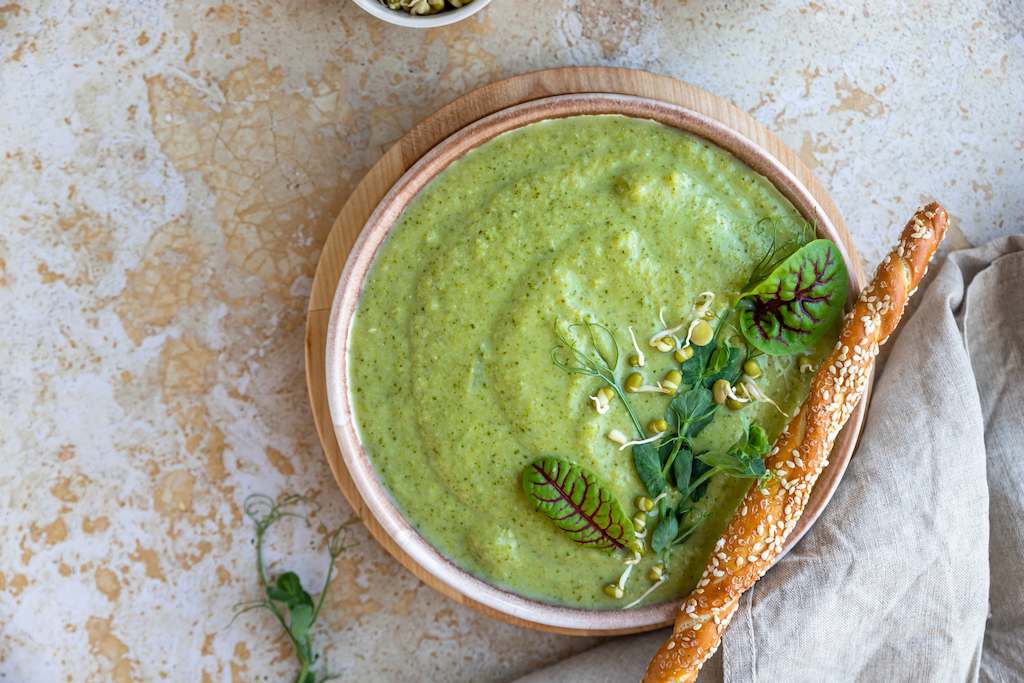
552;319;644;436
231;494;358;683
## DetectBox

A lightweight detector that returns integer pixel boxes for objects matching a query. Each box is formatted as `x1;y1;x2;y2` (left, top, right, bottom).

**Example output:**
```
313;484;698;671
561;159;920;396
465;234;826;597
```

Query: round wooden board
305;66;867;635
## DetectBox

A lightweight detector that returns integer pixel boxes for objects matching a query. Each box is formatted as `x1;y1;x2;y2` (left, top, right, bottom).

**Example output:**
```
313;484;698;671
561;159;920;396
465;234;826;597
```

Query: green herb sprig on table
233;494;355;683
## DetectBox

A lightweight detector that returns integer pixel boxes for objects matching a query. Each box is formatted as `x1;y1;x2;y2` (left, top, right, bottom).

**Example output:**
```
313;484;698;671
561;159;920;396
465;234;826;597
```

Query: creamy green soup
349;115;824;608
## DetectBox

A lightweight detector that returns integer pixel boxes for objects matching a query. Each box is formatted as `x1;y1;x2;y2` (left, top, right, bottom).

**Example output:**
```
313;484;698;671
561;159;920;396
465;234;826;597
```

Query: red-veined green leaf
738;239;848;355
522;457;635;552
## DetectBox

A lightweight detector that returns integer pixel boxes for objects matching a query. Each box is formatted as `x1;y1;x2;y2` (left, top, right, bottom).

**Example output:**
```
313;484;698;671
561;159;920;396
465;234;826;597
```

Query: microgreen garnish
740;375;789;417
688;424;772;492
627;326;646;367
233;494;354;683
650;508;709;556
632;442;667;497
538;218;846;605
549;314;754;589
740;217;815;294
623;577;667;609
522;457;637;552
737;239;849;356
552;320;644;436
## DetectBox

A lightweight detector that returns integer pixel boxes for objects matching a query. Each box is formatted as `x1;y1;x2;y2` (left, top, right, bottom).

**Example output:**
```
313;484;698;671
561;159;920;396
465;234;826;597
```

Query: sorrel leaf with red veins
737;239;848;356
522;457;636;552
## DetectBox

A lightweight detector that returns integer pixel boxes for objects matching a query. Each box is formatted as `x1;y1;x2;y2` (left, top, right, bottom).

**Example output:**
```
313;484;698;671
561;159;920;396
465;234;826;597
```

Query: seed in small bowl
383;0;472;15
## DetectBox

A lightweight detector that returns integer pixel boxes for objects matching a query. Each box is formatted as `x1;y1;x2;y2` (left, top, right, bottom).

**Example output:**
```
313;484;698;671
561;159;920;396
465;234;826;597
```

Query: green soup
349;115;823;608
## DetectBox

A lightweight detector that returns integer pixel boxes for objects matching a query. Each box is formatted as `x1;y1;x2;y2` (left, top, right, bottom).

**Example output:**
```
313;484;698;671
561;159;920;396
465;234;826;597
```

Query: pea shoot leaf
671;512;709;551
267;571;314;608
289;603;315;662
680;339;717;387
689;457;711;501
669;387;717;439
267;572;316;664
671;447;693;493
632;443;667;497
697;423;771;480
658;437;676;468
738;422;771;456
738;239;848;356
699;450;767;479
650;512;678;554
701;344;744;389
706;343;731;376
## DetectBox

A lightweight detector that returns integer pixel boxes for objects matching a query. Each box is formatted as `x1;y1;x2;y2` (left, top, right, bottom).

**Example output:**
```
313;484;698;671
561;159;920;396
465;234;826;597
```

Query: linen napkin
513;237;1024;683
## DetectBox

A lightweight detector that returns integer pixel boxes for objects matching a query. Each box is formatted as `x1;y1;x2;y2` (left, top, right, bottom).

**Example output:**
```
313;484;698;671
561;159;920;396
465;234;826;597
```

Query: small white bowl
352;0;492;28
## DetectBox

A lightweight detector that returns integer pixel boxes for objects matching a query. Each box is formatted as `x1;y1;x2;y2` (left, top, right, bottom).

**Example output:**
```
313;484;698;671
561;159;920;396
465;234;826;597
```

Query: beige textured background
1;2;1021;682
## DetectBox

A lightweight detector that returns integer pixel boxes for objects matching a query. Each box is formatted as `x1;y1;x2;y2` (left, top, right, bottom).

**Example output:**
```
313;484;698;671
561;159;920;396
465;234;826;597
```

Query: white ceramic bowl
351;0;492;28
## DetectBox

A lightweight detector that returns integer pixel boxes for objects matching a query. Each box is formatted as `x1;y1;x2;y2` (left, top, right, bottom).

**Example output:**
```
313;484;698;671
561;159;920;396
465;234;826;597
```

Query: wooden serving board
305;67;864;634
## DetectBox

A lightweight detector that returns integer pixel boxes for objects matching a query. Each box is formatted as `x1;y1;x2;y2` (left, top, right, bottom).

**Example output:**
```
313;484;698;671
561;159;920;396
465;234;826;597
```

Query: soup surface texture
349;115;826;608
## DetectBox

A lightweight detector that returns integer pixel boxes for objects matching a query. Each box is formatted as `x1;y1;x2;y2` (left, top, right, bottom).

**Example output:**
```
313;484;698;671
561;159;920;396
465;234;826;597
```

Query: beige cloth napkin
513;237;1024;683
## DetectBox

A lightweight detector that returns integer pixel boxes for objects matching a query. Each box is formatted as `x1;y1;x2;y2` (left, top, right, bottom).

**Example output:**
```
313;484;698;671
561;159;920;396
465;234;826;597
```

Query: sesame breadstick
643;203;949;683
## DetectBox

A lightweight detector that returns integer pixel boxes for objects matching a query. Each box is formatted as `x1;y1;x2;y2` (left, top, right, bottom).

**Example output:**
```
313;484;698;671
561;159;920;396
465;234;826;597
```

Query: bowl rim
324;92;868;633
350;0;492;28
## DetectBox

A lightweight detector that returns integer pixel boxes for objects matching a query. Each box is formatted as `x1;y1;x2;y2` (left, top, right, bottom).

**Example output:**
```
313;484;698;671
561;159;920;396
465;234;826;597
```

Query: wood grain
304;67;866;635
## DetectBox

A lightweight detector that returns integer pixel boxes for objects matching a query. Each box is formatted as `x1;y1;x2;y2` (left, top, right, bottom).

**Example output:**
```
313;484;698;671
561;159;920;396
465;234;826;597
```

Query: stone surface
0;1;1021;682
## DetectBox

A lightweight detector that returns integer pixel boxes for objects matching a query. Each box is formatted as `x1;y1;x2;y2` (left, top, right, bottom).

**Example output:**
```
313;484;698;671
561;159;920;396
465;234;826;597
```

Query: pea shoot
552;320;645;437
232;494;356;683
